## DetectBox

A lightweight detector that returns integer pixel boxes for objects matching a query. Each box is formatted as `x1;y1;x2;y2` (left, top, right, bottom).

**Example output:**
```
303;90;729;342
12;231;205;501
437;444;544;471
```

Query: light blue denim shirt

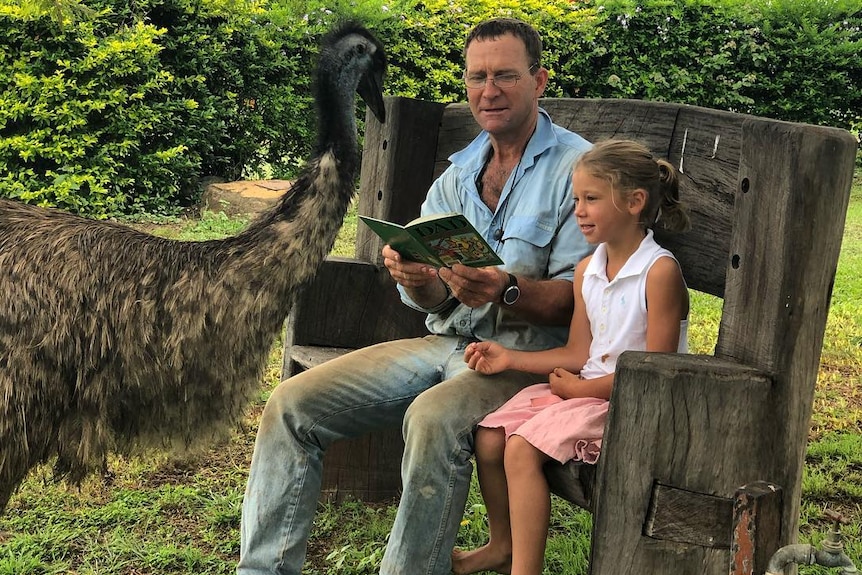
399;108;593;351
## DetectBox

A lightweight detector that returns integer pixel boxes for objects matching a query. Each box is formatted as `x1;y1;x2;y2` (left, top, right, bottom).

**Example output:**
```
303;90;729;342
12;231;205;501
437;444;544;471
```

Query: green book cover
359;213;504;268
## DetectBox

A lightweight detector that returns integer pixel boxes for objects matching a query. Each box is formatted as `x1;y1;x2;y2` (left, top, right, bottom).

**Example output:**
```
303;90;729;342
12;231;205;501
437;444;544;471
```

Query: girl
452;139;691;575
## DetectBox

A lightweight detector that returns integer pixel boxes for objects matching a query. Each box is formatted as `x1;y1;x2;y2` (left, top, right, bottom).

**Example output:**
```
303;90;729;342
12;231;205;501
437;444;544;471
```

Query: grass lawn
0;175;860;574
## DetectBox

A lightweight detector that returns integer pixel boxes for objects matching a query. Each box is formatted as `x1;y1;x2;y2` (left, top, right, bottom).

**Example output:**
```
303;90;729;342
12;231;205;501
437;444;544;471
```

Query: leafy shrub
377;0;861;128
376;0;602;102
0;0;305;216
566;0;765;110
0;8;186;215
740;0;862;129
0;0;858;216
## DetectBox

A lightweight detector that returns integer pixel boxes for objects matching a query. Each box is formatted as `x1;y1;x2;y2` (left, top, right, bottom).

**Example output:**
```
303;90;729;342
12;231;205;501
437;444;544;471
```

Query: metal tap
765;511;858;575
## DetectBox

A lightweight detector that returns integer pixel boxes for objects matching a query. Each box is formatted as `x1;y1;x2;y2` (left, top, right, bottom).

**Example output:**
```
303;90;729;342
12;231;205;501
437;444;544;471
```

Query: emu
0;22;386;513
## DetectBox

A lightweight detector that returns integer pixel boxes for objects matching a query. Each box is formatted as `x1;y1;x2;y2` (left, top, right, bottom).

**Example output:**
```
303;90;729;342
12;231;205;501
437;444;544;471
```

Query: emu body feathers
0;22;386;513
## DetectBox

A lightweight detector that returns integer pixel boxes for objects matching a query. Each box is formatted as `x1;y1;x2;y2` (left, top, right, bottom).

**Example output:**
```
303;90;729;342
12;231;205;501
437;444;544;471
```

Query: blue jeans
238;335;535;575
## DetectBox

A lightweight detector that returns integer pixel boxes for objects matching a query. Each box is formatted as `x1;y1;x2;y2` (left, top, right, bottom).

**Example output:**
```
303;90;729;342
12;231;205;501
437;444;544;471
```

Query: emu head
318;22;387;125
353;30;387;123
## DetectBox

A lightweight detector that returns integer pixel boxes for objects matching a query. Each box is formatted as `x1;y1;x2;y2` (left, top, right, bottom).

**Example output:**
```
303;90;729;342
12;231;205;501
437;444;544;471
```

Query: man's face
463;34;547;139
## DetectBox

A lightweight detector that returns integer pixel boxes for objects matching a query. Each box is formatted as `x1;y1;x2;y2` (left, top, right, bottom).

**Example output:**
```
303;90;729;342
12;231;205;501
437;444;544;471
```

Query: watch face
503;285;520;305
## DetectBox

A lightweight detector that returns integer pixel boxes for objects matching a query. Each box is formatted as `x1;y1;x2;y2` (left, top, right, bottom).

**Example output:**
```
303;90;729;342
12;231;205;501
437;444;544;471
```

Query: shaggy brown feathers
0;22;386;513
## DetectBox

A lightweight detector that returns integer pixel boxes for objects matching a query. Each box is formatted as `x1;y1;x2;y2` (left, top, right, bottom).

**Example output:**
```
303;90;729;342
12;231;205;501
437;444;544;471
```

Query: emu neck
316;87;359;160
219;156;354;305
199;38;365;330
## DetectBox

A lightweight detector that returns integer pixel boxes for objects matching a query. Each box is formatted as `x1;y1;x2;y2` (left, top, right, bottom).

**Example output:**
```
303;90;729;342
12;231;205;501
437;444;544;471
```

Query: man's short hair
464;18;542;68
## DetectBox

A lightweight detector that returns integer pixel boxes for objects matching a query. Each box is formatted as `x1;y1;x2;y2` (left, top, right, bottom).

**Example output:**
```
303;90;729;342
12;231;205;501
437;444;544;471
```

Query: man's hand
438;264;507;308
382;245;451;309
382;245;438;288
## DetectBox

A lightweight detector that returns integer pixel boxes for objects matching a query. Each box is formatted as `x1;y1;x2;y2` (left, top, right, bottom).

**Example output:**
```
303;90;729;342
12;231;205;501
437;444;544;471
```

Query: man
238;18;592;575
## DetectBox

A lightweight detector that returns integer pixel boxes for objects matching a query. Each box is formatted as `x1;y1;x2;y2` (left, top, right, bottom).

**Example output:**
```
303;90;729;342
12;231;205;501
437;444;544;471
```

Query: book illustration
359;213;504;268
426;233;498;267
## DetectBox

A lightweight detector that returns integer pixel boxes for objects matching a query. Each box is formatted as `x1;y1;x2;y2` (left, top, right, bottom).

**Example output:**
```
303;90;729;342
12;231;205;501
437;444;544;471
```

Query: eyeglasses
463;63;539;90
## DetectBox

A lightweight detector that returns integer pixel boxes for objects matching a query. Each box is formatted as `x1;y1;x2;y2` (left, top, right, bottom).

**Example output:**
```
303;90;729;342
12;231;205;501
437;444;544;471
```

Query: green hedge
0;0;306;215
380;0;861;126
0;0;859;216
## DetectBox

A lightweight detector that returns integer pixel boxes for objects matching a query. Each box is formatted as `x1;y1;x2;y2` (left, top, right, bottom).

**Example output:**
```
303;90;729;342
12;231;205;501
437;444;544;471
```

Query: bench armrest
590;351;773;573
282;257;428;378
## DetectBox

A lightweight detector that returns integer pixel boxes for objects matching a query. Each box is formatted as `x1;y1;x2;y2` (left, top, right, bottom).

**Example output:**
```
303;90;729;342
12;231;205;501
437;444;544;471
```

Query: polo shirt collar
584;230;659;283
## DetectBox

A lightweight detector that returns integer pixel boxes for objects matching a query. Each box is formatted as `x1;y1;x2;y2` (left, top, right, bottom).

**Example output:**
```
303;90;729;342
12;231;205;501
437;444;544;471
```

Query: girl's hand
548;367;581;399
464;341;509;375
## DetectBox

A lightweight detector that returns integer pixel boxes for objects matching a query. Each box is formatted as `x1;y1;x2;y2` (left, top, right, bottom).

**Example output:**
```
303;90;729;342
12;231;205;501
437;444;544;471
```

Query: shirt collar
449;108;558;176
584;229;659;282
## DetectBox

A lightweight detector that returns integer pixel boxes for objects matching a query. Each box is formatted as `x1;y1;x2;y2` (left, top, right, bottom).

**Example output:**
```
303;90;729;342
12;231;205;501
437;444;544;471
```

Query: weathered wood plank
430;98;747;296
545;460;594;511
717;120;857;544
644;483;733;548
285;258;426;355
282;258;380;379
288;345;353;372
542;99;742;297
604;540;731;575
286;258;378;349
590;352;773;575
656;105;741;297
320;429;405;503
720;120;856;372
356;97;447;263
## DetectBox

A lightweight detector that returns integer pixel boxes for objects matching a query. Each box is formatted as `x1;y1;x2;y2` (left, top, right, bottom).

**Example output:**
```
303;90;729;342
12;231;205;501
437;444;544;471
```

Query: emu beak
358;68;386;124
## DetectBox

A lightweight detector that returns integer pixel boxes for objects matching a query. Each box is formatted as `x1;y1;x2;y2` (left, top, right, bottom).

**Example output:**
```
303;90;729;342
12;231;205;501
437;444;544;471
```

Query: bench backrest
355;96;857;573
358;96;854;361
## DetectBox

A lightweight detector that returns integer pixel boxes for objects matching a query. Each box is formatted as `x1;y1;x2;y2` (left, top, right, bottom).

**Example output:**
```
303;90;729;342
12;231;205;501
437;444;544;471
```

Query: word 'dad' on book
359;213;504;268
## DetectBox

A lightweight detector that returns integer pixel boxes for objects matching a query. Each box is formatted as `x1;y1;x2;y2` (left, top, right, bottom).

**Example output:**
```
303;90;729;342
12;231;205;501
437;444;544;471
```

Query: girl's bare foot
451;543;512;575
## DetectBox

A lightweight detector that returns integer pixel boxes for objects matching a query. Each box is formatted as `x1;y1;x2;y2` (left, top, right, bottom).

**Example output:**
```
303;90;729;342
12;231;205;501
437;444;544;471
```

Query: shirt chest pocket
498;216;556;276
500;216;555;247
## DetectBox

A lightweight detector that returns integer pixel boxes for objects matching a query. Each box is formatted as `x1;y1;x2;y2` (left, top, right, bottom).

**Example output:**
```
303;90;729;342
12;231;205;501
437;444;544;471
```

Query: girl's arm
550;368;613;400
644;256;689;351
465;256;594;376
551;256;688;401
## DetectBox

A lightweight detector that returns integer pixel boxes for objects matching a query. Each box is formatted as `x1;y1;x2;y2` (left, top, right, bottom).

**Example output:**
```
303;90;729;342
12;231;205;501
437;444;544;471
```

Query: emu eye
356;43;367;54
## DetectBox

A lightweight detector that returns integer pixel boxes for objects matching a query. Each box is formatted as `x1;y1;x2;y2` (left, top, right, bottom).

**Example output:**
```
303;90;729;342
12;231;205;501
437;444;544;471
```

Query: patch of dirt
201;180;291;217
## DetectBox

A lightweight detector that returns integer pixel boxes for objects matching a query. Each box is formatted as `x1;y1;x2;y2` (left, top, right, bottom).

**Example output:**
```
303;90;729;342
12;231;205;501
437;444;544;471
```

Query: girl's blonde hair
576;139;690;233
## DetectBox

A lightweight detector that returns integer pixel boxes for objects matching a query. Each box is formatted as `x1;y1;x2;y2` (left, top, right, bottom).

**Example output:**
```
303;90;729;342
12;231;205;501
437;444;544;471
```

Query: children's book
359;213;504;268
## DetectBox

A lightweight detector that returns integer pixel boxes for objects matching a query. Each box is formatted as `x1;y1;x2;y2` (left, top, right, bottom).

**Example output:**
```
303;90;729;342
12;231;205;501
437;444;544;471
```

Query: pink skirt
479;383;609;464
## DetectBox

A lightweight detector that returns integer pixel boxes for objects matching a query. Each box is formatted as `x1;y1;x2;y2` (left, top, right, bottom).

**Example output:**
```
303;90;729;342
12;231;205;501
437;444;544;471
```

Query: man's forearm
503;277;573;326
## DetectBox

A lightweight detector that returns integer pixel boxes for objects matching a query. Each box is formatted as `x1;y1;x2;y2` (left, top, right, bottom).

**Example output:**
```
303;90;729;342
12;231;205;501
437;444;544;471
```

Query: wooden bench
282;96;857;573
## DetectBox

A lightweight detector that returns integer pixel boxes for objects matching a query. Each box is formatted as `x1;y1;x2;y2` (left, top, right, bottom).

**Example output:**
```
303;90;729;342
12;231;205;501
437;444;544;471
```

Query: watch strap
501;273;520;305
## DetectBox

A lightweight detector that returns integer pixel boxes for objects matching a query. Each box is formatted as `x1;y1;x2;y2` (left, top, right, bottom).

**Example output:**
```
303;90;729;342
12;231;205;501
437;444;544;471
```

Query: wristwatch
501;273;520;306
